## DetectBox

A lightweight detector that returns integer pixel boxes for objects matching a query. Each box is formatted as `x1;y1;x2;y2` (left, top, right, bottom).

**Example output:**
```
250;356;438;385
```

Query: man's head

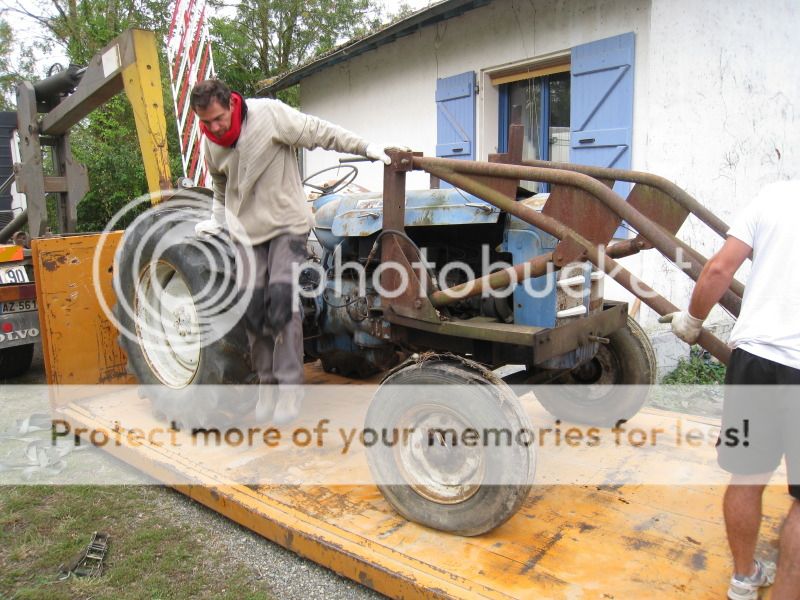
191;79;233;137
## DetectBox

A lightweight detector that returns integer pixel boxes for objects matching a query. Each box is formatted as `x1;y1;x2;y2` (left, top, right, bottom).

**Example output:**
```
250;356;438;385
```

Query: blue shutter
570;33;635;235
436;71;476;163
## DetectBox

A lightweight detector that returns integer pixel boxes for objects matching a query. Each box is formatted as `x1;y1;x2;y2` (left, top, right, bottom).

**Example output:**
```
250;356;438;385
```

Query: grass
662;346;727;385
0;485;272;599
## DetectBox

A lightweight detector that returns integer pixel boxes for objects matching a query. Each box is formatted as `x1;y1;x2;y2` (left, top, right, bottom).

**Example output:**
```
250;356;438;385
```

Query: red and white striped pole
166;0;216;186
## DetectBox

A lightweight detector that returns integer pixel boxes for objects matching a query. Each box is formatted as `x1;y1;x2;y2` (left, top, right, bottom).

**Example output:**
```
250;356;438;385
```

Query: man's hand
195;200;226;238
659;311;705;344
365;143;391;165
194;219;223;238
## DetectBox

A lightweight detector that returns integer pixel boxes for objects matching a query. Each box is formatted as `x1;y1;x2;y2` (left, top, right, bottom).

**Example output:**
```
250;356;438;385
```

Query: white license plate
0;265;29;284
0;299;37;313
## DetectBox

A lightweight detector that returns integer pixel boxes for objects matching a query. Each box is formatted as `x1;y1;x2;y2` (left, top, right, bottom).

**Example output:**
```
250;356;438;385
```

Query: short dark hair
190;79;231;110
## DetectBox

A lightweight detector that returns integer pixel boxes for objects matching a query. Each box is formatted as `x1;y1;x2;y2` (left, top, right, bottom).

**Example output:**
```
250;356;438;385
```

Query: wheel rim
393;403;485;505
135;261;201;388
570;344;621;386
543;344;624;407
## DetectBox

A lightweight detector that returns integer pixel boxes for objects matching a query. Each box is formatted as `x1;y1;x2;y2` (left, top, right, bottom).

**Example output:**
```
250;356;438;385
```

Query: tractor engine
300;187;603;378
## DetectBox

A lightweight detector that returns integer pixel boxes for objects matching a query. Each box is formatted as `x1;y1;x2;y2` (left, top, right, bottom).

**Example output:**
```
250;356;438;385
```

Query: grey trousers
237;234;306;385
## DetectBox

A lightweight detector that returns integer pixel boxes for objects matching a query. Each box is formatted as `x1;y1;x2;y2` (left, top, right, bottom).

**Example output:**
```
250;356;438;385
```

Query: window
497;67;570;193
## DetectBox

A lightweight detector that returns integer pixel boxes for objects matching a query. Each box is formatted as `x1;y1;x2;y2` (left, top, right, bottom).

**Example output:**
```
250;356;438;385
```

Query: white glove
194;200;226;238
365;143;391;165
195;219;222;237
660;311;704;344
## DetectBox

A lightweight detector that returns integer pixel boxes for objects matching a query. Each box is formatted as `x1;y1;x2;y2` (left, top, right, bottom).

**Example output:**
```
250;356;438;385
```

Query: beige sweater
205;98;369;244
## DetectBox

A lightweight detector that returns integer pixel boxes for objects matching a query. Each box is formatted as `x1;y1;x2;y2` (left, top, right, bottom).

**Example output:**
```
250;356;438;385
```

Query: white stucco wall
301;0;652;189
296;0;800;372
637;0;800;369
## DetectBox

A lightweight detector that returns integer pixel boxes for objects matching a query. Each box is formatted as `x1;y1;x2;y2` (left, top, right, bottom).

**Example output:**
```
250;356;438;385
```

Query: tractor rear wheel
113;206;255;428
534;316;656;426
365;355;535;536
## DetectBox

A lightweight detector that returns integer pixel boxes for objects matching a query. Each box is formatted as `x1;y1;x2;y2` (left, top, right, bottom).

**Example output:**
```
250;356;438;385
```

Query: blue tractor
119;133;741;535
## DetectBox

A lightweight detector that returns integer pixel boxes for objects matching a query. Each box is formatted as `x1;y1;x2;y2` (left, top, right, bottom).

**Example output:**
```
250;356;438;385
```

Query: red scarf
200;92;244;147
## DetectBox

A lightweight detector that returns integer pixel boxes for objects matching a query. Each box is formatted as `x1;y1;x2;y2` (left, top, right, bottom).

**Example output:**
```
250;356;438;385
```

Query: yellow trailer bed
32;234;787;599
53;379;788;599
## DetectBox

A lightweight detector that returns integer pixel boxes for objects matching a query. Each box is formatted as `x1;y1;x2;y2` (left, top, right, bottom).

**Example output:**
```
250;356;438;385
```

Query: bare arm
688;236;752;319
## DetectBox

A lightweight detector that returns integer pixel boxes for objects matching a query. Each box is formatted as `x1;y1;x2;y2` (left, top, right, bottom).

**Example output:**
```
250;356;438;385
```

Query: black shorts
718;348;800;500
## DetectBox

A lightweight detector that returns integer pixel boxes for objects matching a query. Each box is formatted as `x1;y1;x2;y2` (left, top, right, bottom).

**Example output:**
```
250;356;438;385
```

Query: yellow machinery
12;28;789;599
7;30;171;384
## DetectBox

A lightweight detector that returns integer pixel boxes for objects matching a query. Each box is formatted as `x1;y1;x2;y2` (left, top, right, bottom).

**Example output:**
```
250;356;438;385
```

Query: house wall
639;0;799;370
302;0;652;190
298;0;800;373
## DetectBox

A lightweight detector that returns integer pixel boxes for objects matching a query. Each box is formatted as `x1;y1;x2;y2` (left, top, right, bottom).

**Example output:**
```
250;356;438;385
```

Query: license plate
0;299;37;313
0;265;29;284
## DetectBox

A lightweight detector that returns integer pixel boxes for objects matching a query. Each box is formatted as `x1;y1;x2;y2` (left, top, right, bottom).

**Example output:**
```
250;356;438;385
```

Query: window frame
497;64;570;192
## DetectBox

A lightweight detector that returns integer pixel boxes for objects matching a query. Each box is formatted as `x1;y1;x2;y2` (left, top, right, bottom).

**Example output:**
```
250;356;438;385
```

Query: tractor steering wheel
302;164;358;198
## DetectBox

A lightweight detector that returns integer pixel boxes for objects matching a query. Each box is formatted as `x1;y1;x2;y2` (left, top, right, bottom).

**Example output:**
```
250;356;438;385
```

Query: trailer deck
53;364;788;599
32;234;788;599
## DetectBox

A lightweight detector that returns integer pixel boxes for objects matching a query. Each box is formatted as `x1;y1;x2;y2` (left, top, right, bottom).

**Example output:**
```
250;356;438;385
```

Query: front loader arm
37;29;172;200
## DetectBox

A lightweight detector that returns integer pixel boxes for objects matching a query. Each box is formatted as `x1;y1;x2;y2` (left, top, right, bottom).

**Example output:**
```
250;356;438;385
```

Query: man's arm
209;170;227;224
271;100;390;162
195;145;227;237
664;236;751;343
688;236;752;319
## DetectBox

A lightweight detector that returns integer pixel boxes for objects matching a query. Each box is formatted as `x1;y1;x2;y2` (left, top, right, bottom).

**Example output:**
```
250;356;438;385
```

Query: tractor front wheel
113;205;255;428
365;355;535;536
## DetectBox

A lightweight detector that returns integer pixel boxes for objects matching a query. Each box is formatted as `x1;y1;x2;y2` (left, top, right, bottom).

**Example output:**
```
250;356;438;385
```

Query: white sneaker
727;559;776;600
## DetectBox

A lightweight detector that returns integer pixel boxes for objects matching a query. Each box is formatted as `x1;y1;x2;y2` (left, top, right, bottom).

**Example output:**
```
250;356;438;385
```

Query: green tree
0;18;37;110
4;0;180;232
208;0;385;102
5;0;172;63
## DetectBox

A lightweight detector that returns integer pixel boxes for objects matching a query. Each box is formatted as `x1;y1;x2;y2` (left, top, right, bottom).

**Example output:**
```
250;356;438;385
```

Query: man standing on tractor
666;179;800;600
190;79;391;424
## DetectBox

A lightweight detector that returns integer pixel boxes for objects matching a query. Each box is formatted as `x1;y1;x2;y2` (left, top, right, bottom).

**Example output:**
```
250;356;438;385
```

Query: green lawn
0;485;272;599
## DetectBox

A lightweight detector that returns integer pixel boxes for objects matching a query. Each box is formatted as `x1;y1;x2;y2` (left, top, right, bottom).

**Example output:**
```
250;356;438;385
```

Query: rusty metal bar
606;238;647;260
429;252;553;307
414;156;742;317
428;240;644;306
521;159;730;239
417;160;731;364
430;239;648;307
382;151;412;232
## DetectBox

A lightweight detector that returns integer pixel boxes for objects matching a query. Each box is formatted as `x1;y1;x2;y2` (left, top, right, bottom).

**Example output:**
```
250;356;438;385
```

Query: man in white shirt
667;180;800;600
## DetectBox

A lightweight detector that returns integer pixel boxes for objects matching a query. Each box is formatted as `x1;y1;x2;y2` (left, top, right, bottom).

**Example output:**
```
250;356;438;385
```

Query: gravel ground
2;344;384;600
158;485;384;600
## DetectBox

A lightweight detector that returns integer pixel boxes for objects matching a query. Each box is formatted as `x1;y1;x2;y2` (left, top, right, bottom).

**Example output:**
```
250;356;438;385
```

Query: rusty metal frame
521;159;730;239
520;158;746;304
380;148;733;365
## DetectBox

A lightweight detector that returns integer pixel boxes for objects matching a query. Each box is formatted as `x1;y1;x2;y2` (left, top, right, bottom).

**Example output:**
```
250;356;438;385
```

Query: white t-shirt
727;180;800;369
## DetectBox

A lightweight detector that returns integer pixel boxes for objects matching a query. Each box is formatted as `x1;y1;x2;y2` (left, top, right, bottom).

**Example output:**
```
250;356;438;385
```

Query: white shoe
273;387;302;425
727;559;776;600
255;386;276;422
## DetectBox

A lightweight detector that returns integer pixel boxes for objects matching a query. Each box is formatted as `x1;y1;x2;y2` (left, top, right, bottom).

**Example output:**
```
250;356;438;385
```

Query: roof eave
257;0;492;95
